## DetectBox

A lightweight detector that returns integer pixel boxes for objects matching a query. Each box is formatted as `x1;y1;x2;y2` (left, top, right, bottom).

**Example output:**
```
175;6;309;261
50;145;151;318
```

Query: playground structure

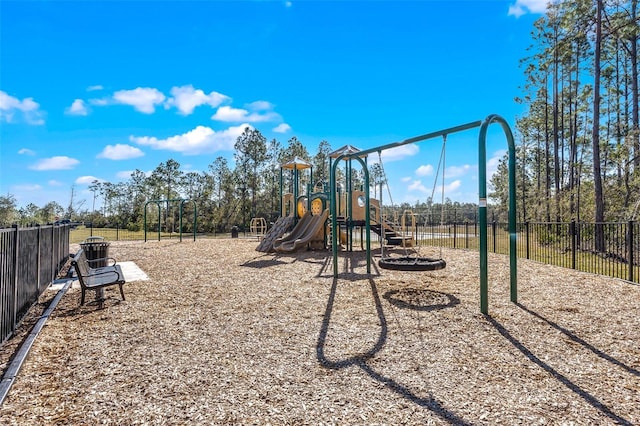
257;114;517;314
256;151;415;254
144;199;197;242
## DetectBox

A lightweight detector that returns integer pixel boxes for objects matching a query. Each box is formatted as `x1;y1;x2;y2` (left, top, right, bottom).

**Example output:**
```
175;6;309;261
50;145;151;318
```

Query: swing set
144;198;197;242
375;135;448;272
329;114;517;314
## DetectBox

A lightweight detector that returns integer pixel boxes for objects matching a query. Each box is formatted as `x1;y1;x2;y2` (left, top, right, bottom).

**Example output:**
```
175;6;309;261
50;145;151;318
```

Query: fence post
465;222;469;249
453;222;457;249
571;220;577;270
51;225;55;282
12;225;19;333
116;224;119;241
492;220;497;253
37;224;41;290
628;220;634;283
525;222;530;259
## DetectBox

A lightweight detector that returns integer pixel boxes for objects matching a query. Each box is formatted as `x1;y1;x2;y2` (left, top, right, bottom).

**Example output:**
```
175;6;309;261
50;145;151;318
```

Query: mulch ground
0;238;638;425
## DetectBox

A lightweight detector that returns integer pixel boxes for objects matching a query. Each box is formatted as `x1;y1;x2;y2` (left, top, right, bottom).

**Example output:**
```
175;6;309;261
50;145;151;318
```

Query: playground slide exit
273;209;329;253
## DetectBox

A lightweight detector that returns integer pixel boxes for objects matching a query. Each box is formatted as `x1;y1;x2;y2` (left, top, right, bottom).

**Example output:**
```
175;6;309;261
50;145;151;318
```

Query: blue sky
0;0;549;210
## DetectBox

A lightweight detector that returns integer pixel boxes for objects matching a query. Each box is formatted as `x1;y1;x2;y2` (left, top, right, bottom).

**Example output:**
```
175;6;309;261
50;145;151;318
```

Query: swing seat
378;256;446;271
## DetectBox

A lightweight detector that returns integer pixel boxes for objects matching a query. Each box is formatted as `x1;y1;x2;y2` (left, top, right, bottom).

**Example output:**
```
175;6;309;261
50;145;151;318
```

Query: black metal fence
0;224;70;343
413;220;640;284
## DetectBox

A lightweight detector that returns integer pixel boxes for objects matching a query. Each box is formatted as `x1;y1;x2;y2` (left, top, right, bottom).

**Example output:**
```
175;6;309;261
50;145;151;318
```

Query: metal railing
411;220;640;284
0;224;70;343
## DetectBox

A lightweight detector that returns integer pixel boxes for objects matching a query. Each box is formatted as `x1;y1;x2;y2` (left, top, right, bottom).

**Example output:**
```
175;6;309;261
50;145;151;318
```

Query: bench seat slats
71;249;126;306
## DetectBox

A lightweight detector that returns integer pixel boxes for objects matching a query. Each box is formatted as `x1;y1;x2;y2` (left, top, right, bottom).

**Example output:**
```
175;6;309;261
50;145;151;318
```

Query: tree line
1;130;327;231
491;0;639;228
0;125;481;232
3;0;637;234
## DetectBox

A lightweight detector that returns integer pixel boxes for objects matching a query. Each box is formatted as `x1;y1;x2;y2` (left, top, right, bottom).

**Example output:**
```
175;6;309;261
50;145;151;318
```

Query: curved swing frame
329;115;518;315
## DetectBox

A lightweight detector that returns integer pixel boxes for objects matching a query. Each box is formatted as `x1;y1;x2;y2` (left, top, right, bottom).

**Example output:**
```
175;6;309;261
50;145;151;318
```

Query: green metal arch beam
478;114;517;315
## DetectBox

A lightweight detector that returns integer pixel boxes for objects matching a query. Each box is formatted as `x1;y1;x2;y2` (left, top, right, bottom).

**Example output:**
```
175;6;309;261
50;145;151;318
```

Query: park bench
71;249;126;306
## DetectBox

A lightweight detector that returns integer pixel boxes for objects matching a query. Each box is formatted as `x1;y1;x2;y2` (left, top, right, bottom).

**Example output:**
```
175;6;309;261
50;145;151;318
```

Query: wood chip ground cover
0;239;638;425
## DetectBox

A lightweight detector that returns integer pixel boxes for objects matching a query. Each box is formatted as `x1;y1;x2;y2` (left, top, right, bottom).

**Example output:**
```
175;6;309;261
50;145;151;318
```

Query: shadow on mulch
52;296;125;319
383;288;460;312
242;258;290;268
317;277;472;426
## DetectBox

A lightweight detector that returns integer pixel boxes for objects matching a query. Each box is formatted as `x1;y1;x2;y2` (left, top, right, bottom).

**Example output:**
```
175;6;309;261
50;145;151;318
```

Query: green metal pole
355;157;371;274
330;156;342;277
352;121;482;159
478;114;517;315
279;168;283;217
179;199;184;242
144;201;148;242
294;167;299;224
478;128;489;314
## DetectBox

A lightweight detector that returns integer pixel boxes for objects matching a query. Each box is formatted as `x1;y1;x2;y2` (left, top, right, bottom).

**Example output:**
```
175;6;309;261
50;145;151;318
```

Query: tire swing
378;256;446;271
376;137;448;272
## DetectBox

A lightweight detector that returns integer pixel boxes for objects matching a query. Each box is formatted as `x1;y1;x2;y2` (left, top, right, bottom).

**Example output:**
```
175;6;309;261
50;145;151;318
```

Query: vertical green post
279;168;283;217
330;155;342;277
478;114;517;314
478;132;489;314
193;201;197;241
179;200;184;242
144;202;148;242
294;167;299;224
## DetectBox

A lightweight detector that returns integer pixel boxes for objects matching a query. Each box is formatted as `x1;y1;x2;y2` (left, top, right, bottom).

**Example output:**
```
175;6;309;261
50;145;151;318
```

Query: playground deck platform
0;238;638;425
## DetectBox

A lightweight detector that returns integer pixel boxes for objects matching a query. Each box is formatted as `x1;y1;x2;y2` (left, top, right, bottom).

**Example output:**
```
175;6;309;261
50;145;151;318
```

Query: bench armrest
86;257;117;266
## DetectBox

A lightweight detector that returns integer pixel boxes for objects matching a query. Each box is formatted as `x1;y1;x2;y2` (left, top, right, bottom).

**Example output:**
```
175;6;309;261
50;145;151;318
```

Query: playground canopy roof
328;144;367;159
281;156;312;170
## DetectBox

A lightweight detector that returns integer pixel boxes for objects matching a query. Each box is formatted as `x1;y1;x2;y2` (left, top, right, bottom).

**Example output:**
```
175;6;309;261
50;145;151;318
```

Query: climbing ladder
255;216;295;252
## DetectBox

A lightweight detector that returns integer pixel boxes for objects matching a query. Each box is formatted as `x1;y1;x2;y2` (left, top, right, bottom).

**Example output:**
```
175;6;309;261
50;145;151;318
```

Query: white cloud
113;87;166;113
273;123;291;133
247;100;273;111
30;156;79;171
166;85;230;115
18;148;36;155
443;180;462;194
97;144;145;160
89;98;109;106
487;149;507;181
87;85;104;91
416;164;434;177
445;164;474;179
212;106;281;123
380;144;419;162
66;99;89;116
75;176;103;185
401;176;412;183
407;179;429;194
13;184;42;192
508;0;551;17
48;180;64;186
130;124;251;155
116;170;134;179
0;91;45;125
